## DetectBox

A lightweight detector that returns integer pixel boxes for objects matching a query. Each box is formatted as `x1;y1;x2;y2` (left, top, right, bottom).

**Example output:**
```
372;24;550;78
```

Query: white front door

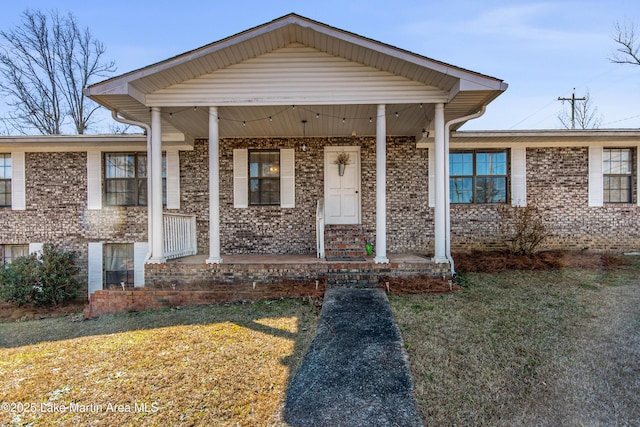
324;147;361;224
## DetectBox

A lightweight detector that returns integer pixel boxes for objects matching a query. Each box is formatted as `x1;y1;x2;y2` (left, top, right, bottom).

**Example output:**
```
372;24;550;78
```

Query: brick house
0;14;638;300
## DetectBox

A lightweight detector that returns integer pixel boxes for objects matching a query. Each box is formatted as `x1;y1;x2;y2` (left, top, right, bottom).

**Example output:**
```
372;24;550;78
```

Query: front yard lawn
0;298;319;426
391;254;640;426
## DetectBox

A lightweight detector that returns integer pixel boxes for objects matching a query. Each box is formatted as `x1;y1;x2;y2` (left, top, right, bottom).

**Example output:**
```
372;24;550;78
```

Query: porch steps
325;263;379;288
324;224;367;260
324;225;377;287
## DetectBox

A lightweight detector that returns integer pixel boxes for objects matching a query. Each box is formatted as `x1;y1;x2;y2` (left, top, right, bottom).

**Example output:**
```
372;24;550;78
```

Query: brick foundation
83;281;325;319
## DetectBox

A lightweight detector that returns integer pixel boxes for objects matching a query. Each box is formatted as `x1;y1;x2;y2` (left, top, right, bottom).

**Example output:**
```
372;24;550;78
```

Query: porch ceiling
86;14;507;139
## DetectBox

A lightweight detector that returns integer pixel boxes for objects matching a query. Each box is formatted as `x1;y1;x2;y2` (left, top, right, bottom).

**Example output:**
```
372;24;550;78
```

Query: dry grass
390;254;640;426
0;298;320;426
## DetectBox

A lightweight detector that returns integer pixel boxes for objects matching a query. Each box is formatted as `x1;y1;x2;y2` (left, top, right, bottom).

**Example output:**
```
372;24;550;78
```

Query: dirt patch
453;250;629;273
0;299;86;322
380;276;459;295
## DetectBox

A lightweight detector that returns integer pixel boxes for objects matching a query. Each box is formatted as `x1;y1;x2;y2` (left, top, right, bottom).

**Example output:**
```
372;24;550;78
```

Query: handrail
163;213;198;260
316;198;325;258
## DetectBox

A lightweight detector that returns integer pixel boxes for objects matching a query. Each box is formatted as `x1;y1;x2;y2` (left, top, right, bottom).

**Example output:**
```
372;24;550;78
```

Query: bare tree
611;20;640;66
558;90;603;129
0;10;115;135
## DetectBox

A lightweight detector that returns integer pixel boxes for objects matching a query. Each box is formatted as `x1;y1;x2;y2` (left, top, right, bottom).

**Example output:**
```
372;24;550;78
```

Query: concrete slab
284;288;423;427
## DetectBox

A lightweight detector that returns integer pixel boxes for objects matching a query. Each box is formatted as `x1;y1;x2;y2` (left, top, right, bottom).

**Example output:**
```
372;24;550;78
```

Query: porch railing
316;198;325;258
163;213;197;260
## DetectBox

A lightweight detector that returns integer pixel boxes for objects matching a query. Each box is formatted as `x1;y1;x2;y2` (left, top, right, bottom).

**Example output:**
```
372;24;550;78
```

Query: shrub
498;203;548;256
0;244;80;307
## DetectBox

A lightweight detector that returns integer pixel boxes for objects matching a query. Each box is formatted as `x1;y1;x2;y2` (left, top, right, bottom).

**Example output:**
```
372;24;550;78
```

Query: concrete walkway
284;288;423;427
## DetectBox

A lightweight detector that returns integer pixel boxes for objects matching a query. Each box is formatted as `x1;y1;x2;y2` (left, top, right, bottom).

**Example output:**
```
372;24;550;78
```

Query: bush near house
0;244;80;307
498;203;548;256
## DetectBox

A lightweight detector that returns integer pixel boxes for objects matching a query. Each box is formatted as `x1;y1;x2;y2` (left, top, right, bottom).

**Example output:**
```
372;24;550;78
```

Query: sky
1;0;639;131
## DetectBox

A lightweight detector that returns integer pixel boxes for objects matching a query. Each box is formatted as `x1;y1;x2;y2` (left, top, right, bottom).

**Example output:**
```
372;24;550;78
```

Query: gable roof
86;13;507;138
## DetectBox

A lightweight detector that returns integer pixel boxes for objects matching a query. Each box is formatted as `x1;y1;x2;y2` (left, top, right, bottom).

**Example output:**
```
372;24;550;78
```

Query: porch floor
168;253;434;265
145;253;450;288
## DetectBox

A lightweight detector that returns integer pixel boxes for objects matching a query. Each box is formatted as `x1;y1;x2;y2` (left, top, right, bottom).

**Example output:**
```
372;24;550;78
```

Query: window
0;153;11;207
0;244;28;265
249;151;280;205
603;148;633;203
104;244;134;288
450;151;508;204
104;153;166;206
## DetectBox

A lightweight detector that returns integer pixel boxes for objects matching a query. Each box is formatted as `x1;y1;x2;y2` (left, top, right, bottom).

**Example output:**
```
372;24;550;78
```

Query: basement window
104;244;134;288
0;244;28;265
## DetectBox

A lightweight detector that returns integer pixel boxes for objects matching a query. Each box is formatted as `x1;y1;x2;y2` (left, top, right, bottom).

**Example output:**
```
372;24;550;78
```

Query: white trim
233;149;248;208
374;104;389;264
207;106;223;264
166;150;180;209
87;151;102;210
637;145;640;207
428;147;435;208
148;107;166;263
433;103;447;262
0;136;193;152
28;243;43;255
511;147;527;207
280;148;295;208
133;242;148;287
87;242;103;299
11;152;26;210
588;145;603;207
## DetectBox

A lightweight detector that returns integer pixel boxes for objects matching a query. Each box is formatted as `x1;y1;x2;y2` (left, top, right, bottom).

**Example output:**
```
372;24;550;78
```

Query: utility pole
558;89;586;129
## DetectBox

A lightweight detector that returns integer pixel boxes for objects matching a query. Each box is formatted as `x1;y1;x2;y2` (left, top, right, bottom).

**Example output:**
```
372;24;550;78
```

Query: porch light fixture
422;128;429;138
301;120;308;151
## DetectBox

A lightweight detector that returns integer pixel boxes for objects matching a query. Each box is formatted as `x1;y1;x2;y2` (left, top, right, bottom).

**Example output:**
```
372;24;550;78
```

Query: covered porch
85;14;507;285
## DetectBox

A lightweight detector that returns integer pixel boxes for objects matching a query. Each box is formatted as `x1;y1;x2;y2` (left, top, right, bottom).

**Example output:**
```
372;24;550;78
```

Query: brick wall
181;136;433;255
0;152;148;290
449;147;640;252
1;141;638;300
83;283;325;319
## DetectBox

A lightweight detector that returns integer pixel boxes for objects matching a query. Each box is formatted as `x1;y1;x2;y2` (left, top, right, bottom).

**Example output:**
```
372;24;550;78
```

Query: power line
558;89;586;129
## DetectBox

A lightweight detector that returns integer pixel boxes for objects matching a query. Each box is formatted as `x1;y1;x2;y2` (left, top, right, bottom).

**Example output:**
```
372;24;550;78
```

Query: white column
148;107;165;263
206;106;222;264
433;103;447;262
374;104;389;264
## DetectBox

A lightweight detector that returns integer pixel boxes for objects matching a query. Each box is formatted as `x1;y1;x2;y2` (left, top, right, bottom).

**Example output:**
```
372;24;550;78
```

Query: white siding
166;150;180;209
147;45;449;106
428;147;435;208
233;149;248;208
11;152;25;210
280;148;295;208
87;151;102;210
511;147;527;207
588;146;603;207
87;242;103;299
133;242;148;287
